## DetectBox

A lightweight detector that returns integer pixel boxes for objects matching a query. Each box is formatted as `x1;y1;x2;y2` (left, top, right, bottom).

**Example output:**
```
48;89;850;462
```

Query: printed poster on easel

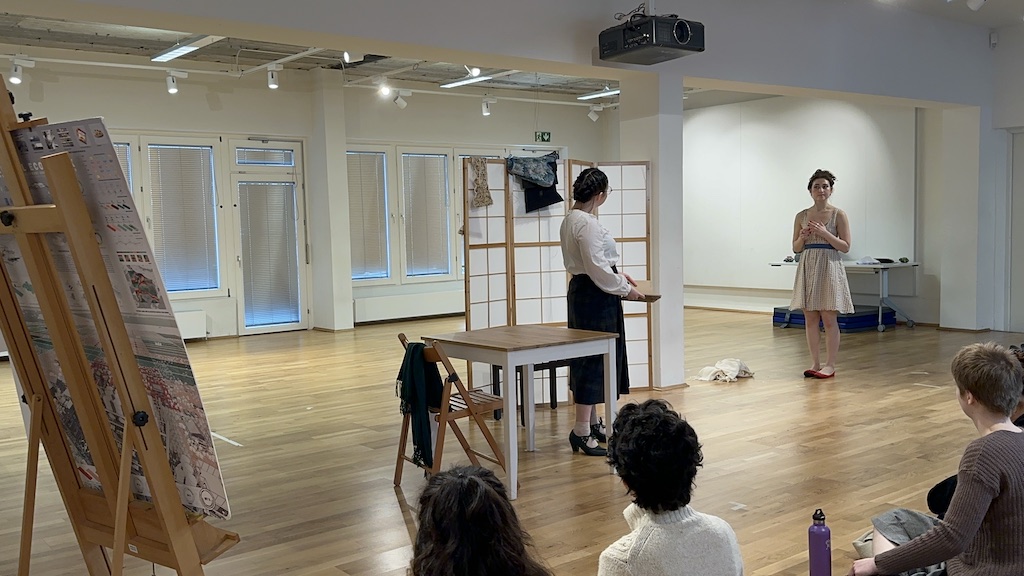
0;117;230;519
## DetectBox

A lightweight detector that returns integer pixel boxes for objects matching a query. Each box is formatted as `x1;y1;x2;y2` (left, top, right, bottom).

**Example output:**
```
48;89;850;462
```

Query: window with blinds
347;151;390;280
238;182;301;326
236;147;295;167
147;145;220;292
113;143;133;194
402;153;451;277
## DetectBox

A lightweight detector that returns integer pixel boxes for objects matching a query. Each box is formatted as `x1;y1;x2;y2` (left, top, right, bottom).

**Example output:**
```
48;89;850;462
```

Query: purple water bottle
808;508;831;576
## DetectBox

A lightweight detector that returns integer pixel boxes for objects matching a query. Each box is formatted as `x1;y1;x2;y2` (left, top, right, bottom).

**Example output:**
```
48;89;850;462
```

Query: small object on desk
783;255;795;263
629;280;661;302
899;257;910;263
875;257;894;264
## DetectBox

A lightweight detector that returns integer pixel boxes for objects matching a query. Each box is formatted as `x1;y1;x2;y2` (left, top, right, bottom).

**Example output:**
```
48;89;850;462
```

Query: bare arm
792;211;809;253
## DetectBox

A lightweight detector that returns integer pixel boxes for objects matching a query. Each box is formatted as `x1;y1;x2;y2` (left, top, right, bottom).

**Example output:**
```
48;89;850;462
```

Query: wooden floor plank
0;310;1020;575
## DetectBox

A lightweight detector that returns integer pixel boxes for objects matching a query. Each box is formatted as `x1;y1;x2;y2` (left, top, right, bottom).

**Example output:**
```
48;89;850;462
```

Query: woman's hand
848;557;879;576
625;287;645;301
799;226;813;239
623;273;638;287
808;220;832;239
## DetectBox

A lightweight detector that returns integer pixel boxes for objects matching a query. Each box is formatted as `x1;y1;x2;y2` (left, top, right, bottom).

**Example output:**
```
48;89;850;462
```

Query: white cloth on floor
694;359;754;382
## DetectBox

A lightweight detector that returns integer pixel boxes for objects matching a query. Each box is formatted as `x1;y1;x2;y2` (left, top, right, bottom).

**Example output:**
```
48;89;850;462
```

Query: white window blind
347;152;390;280
113;143;133;195
238;182;301;327
147;145;220;292
236;147;295;167
402;153;450;277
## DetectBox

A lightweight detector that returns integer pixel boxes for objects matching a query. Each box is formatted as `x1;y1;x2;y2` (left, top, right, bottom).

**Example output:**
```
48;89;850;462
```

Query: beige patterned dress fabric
789;208;854;313
468;156;493;208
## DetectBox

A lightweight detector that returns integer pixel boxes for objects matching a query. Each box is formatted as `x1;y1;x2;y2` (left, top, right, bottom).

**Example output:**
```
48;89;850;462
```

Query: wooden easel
0;79;238;574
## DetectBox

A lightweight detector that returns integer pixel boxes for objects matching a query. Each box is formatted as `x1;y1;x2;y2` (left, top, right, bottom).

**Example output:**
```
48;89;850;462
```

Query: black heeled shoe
591;421;607;443
569;431;607;456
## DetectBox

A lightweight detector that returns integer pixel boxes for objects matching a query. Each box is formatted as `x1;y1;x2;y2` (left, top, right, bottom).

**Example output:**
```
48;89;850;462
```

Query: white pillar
308;68;355;330
619;73;685;387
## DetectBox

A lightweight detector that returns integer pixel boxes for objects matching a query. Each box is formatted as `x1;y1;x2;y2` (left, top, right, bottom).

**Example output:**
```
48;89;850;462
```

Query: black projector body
599;15;705;65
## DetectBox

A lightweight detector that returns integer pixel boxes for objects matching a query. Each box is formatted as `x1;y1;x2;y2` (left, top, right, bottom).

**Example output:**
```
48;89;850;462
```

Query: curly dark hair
807;169;836;191
606;399;704;512
572;167;609;202
411;465;551;576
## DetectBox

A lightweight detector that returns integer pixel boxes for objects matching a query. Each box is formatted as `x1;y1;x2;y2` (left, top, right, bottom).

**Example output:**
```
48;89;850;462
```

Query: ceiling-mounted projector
599;15;705;65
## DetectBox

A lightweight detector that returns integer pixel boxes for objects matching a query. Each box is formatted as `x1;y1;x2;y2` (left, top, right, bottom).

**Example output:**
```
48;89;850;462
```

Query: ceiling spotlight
8;56;35;85
465;65;481;77
482;97;497;117
343;51;364;64
267;64;282;89
393;89;411;109
966;0;986;10
379;85;391;96
577;86;621;101
588;105;603;122
440;73;493;89
151;34;225;63
166;70;187;94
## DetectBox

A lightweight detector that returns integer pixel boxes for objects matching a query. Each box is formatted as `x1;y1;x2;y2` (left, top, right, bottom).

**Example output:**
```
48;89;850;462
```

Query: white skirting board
354;291;465;323
174;309;208;340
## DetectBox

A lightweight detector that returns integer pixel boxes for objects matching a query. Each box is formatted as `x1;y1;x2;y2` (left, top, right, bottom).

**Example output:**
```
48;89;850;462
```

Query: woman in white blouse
559;168;644;456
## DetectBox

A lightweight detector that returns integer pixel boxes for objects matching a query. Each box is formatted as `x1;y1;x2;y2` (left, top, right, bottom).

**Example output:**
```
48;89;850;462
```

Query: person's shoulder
691;509;739;536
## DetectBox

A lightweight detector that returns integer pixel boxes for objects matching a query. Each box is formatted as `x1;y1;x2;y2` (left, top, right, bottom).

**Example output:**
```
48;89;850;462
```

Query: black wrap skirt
566;269;629;405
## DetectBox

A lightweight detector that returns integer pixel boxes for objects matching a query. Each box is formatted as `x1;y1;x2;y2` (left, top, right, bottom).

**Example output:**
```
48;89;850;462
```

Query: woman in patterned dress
790;169;854;379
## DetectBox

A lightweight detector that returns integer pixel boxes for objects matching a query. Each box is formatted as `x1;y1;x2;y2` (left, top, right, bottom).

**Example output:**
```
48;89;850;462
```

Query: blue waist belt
803;244;835;250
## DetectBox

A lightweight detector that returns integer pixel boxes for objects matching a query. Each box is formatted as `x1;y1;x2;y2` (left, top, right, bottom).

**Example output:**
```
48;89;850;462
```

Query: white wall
994;26;1024;130
683;96;916;295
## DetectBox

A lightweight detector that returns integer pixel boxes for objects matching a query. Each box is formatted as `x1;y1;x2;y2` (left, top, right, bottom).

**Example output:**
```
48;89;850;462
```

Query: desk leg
879;268;916;328
502;360;518;500
524;364;536;452
603;340;617;438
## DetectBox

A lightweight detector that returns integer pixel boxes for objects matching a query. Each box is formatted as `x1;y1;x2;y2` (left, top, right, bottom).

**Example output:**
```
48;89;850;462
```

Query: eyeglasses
604;187;613;195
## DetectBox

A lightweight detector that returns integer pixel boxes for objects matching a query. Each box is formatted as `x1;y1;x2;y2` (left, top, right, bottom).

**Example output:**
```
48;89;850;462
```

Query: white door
1010;132;1024;332
229;143;310;335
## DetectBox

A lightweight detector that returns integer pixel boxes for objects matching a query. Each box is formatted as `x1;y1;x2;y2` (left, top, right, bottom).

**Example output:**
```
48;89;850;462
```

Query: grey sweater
598;503;743;576
875;429;1024;576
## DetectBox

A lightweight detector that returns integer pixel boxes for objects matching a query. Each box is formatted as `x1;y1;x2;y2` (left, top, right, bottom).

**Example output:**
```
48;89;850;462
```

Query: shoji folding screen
463;158;653;406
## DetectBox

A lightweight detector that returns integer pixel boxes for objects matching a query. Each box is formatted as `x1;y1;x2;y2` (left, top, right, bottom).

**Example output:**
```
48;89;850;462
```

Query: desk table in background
769;261;919;331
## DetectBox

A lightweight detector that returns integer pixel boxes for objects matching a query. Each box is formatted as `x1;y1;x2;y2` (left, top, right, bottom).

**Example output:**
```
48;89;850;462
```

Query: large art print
0;118;230;518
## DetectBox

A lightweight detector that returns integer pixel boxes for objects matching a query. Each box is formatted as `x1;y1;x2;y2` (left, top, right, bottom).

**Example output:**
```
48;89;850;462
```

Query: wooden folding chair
395;333;506;485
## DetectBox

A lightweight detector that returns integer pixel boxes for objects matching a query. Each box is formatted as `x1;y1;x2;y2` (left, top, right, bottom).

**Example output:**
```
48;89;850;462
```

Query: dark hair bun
807;169;837;191
572;168;609;202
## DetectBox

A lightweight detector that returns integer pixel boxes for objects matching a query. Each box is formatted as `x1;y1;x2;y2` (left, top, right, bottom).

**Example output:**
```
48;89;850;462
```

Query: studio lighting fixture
588;105;603;122
393;89;411;109
965;0;986;10
577;86;620;101
465;65;481;77
379;84;391;96
151;34;225;63
8;57;34;85
165;70;188;94
441;72;493;89
482;97;497;116
343;51;364;64
267;64;282;89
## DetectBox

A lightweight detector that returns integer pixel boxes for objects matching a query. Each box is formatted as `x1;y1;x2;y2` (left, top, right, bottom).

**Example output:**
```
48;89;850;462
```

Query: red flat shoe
811;370;835;379
803;370;817;378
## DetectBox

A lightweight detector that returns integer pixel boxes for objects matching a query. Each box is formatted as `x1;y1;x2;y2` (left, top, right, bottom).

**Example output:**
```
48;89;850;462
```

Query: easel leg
110;430;136;576
18;394;44;576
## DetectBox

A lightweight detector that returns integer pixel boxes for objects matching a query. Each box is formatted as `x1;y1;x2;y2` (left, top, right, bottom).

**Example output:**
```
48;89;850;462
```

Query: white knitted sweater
598;503;744;576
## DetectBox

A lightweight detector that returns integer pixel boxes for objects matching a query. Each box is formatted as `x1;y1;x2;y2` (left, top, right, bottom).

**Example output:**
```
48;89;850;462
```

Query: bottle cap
813;508;826;522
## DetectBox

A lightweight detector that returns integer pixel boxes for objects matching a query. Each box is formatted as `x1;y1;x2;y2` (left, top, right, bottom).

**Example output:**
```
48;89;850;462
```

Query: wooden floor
1;309;1022;576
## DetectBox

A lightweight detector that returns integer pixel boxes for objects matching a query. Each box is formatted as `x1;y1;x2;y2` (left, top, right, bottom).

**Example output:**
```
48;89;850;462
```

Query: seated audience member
410;465;551;576
925;346;1024;519
849;342;1024;576
599;399;743;576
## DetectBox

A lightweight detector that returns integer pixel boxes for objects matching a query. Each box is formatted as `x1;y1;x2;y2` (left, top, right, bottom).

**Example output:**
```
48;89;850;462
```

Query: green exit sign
535;131;551;143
